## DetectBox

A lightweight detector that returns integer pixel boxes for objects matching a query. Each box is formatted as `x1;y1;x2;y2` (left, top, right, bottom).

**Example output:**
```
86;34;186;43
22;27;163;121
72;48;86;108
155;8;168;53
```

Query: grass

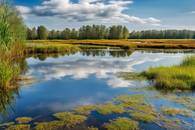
74;105;97;115
161;107;192;117
35;121;65;130
96;103;124;115
53;112;87;127
0;61;20;88
131;112;157;123
26;43;80;54
28;39;195;49
104;117;139;130
15;117;32;124
5;124;30;130
142;55;195;90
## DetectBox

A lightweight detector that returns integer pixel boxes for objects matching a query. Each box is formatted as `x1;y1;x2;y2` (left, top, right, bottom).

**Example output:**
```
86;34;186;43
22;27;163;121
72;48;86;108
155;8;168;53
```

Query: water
0;49;195;130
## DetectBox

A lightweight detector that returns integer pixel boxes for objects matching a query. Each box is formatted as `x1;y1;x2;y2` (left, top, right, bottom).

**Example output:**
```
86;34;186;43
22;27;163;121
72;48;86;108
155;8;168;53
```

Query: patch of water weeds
104;117;139;130
0;95;191;130
161;107;192;117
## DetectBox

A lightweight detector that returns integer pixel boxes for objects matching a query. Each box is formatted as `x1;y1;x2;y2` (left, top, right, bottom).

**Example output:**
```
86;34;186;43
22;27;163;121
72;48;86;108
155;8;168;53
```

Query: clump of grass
118;72;145;81
130;112;157;123
0;61;20;88
142;55;195;90
74;105;97;115
35;121;65;130
6;124;30;130
104;117;139;130
15;117;32;124
96;103;124;115
161;107;192;117
53;112;87;127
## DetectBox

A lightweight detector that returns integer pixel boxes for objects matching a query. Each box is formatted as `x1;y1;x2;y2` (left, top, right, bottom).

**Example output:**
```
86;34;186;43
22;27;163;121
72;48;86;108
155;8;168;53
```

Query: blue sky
14;0;195;30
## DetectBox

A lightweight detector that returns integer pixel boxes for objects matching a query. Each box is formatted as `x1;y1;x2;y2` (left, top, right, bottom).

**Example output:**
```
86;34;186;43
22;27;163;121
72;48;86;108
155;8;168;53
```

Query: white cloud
191;11;195;14
16;0;160;25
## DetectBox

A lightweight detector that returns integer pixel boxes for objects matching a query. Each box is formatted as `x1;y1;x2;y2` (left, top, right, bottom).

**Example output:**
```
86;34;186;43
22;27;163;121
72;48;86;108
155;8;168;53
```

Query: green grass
26;43;80;54
104;117;139;130
15;117;32;124
161;107;192;117
142;55;195;90
0;61;20;88
96;103;124;115
53;112;87;127
6;124;30;130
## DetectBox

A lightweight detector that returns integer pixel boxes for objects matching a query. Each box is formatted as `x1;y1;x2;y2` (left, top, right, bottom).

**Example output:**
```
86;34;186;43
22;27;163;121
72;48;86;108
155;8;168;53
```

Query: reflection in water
0;49;194;130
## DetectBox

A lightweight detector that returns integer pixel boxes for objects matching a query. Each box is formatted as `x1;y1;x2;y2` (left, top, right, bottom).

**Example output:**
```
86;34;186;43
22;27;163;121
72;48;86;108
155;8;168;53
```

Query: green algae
15;117;32;124
96;103;124;115
74;105;97;115
6;124;30;130
87;126;99;130
53;112;87;127
104;117;139;130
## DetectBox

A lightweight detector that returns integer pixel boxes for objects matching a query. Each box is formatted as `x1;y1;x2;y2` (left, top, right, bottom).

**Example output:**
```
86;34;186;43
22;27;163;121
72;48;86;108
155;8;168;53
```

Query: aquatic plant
104;117;139;130
74;105;97;115
161;107;192;117
5;124;30;130
35;121;65;130
0;61;20;88
87;127;99;130
142;55;195;90
53;112;87;127
130;111;157;123
15;117;32;124
96;103;124;115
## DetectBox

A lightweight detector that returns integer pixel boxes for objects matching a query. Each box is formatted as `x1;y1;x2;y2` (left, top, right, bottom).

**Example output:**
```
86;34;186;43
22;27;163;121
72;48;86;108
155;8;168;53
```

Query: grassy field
28;39;195;49
142;56;195;90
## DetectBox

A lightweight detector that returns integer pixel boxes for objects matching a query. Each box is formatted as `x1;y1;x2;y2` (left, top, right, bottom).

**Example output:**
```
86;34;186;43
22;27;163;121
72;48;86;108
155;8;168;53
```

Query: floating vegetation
161;107;192;117
15;117;32;124
87;126;99;130
35;121;65;130
130;111;157;123
6;124;30;130
104;117;139;130
96;103;124;115
74;105;97;115
53;112;87;127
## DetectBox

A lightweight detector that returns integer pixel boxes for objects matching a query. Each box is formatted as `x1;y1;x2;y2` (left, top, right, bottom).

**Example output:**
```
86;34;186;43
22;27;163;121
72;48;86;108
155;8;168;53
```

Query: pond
0;49;195;130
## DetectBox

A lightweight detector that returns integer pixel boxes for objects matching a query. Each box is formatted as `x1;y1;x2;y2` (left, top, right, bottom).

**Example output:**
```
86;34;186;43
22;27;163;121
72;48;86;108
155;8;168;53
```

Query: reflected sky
0;50;192;122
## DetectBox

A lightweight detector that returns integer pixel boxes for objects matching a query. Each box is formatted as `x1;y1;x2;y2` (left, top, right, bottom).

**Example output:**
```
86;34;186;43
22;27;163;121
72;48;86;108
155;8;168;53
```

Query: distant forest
27;25;195;40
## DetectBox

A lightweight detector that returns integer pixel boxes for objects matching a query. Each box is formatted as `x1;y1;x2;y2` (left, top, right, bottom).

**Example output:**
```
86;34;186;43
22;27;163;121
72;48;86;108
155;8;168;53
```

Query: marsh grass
96;103;124;115
161;107;192;117
142;55;195;90
104;117;139;130
53;112;87;127
15;117;32;124
5;124;30;130
26;43;80;54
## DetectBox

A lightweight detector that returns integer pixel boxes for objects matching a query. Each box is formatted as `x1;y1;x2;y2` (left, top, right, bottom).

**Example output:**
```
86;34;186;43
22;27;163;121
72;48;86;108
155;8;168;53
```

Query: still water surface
0;49;195;130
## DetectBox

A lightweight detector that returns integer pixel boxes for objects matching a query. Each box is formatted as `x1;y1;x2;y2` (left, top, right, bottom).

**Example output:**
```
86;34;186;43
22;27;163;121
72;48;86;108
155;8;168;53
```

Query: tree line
27;25;129;40
27;25;195;40
129;30;195;39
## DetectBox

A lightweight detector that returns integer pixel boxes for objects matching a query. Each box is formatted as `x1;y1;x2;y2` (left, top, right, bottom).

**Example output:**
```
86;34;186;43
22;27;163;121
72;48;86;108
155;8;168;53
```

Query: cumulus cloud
16;0;160;25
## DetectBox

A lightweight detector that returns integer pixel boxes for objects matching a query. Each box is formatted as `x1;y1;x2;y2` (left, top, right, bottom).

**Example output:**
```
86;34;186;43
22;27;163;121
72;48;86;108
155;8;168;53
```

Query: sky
14;0;195;31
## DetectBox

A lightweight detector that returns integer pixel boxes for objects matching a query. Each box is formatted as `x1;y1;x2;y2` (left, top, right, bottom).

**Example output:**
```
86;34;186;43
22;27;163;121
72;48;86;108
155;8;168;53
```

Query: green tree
37;25;48;40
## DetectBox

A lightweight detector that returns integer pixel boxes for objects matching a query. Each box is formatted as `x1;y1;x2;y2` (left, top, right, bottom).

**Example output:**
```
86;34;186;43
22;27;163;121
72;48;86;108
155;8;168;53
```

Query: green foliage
74;105;97;115
142;56;195;90
161;107;192;117
0;61;20;88
131;112;157;123
53;112;87;127
35;121;65;130
37;26;48;40
96;103;124;115
129;30;195;39
5;124;30;130
104;117;139;130
15;117;32;124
